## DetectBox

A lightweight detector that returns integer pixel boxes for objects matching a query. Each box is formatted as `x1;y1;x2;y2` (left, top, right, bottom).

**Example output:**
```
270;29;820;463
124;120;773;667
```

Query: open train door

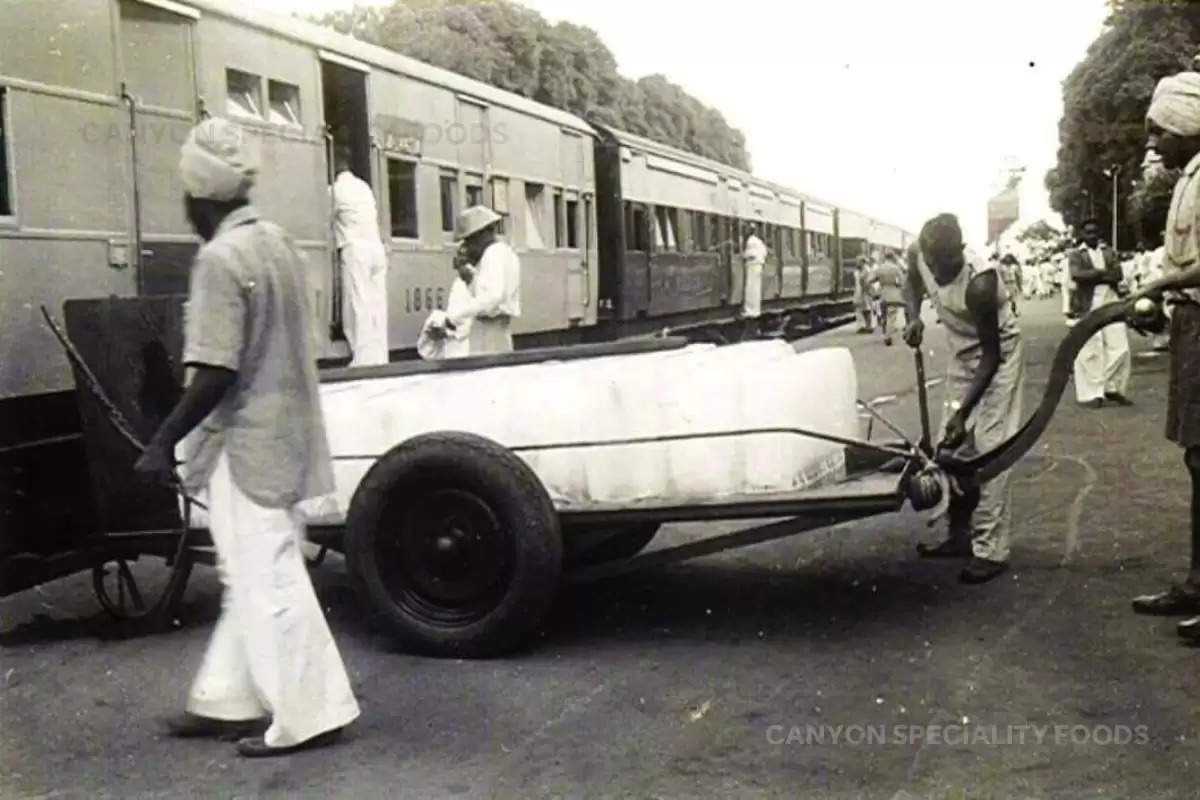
320;51;374;340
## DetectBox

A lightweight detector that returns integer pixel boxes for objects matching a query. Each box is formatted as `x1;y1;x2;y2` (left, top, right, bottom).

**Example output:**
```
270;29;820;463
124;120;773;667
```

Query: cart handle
508;425;915;460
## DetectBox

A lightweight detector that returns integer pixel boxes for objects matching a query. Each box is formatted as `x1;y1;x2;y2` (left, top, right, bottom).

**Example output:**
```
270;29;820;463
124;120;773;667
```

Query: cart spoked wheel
92;550;193;627
563;523;660;568
346;432;562;658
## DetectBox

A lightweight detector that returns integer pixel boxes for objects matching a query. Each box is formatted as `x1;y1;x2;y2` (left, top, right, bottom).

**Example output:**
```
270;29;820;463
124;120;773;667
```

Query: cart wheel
563;523;660;568
92;552;193;626
346;431;562;658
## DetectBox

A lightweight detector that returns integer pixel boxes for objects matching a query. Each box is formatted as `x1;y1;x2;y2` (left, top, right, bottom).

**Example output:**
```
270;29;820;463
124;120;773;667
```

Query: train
0;0;914;550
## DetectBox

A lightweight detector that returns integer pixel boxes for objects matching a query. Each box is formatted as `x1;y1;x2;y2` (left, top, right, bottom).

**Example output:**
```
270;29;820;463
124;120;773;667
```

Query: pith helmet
454;205;502;242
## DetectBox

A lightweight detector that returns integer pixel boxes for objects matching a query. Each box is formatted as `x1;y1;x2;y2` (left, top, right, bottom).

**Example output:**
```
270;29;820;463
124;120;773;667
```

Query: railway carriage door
320;55;372;338
116;0;199;296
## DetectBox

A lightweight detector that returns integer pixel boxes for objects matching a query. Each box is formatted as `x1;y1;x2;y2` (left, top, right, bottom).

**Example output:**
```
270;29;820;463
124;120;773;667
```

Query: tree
1047;1;1200;248
311;0;750;169
1016;219;1061;244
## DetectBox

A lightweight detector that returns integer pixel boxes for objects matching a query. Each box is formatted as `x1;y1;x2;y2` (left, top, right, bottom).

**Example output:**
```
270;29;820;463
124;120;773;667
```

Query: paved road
3;297;1199;799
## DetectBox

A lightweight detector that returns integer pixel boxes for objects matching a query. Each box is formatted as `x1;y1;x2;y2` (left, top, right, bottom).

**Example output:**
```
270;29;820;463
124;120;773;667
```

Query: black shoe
1104;392;1133;407
1132;584;1200;616
1179;616;1200;640
164;712;269;741
917;538;972;559
959;556;1008;584
884;337;894;346
236;727;345;758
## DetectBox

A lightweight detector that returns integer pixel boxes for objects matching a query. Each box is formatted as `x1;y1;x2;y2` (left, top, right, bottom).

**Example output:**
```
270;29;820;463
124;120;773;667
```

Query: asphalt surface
3;296;1200;799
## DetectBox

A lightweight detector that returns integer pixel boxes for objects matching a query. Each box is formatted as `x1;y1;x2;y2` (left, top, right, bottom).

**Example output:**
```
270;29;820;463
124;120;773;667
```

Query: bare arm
145;365;237;453
904;247;925;325
958;272;1003;420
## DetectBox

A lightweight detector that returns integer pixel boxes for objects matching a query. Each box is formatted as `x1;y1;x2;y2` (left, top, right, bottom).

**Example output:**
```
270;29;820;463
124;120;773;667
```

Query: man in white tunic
417;245;475;360
135;118;359;758
742;221;767;320
333;145;389;366
904;214;1025;585
445;206;521;354
1068;219;1132;407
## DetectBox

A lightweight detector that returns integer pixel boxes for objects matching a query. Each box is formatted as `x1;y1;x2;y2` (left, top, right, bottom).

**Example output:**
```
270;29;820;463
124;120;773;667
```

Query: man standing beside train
442;205;521;354
1068;218;1132;408
134;117;360;757
904;214;1026;585
742;220;768;332
1129;69;1200;638
333;144;389;366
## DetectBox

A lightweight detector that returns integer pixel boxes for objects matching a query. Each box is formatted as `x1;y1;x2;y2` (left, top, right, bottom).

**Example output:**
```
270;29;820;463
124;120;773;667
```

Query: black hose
936;299;1143;486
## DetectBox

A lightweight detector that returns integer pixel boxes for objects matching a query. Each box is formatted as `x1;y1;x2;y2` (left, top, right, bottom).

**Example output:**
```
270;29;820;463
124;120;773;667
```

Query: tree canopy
1047;0;1200;248
311;0;750;170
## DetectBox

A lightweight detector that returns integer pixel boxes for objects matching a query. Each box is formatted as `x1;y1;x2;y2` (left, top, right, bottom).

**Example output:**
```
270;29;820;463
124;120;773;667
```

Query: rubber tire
563;523;660;568
345;431;562;658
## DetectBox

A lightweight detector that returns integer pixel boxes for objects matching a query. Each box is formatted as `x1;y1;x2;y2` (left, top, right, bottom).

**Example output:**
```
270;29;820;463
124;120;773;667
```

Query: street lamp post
1104;163;1122;248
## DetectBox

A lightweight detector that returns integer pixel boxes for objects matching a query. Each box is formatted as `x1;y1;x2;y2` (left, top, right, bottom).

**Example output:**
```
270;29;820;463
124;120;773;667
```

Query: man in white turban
1130;71;1200;641
136;116;360;757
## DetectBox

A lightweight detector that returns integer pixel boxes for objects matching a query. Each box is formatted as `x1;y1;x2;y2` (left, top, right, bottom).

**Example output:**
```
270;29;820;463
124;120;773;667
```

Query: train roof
593;123;821;205
181;1;912;237
183;0;594;136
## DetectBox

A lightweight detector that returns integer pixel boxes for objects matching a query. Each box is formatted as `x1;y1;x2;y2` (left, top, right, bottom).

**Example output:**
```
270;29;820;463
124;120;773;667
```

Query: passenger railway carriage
0;0;911;551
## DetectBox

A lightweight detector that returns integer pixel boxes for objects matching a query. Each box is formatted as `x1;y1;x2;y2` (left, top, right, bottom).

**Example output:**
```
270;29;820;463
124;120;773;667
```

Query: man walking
1130;70;1200;637
333;144;389;366
135;117;360;757
1069;219;1132;408
904;215;1025;584
853;255;875;333
869;252;905;345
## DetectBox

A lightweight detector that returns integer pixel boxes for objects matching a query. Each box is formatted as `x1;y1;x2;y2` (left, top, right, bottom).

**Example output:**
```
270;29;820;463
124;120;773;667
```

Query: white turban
1148;71;1200;137
178;117;258;201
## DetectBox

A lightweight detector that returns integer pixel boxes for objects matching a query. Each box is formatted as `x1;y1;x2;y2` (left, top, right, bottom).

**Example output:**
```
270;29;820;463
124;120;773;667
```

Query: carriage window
0;89;10;217
654;206;677;251
439;170;457;233
491;177;509;213
387;158;418;239
693;212;706;251
710;214;720;248
465;174;483;208
566;198;579;248
625;202;647;251
226;69;262;119
267;80;301;127
553;190;564;248
524;183;546;249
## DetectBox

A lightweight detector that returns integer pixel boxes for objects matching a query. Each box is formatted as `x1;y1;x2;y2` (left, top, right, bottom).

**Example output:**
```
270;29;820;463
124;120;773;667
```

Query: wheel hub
379;487;513;625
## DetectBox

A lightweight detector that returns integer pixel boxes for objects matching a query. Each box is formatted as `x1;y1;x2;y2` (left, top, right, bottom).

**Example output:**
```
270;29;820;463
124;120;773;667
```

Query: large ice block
187;342;859;526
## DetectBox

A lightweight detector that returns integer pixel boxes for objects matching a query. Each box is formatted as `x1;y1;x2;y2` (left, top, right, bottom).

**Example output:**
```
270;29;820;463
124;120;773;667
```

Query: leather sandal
916;538;972;559
1131;584;1200;616
164;712;269;741
959;556;1008;584
235;727;345;758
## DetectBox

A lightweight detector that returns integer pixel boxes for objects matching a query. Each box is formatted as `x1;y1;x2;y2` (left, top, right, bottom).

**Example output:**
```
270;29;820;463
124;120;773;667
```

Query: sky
250;0;1110;248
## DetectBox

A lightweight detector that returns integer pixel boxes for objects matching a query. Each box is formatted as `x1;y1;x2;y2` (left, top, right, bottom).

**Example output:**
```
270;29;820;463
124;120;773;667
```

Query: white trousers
1072;287;1130;402
941;339;1026;562
743;261;763;318
186;451;361;746
341;239;389;367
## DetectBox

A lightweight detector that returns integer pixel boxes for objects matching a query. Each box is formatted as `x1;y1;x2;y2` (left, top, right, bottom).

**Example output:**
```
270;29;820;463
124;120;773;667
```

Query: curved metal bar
937;300;1140;485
